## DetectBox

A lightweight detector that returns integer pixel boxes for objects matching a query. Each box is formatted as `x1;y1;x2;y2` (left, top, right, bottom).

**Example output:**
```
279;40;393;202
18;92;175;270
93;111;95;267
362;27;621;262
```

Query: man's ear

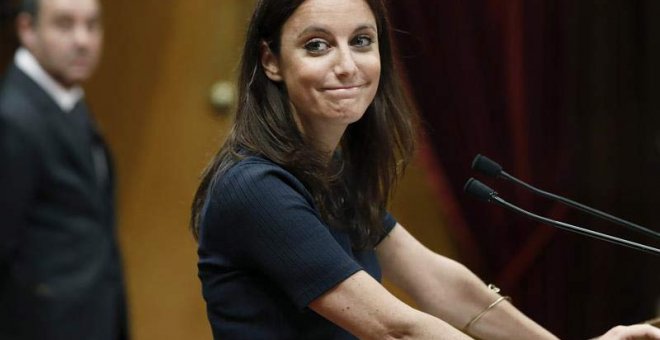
16;13;36;50
260;41;283;82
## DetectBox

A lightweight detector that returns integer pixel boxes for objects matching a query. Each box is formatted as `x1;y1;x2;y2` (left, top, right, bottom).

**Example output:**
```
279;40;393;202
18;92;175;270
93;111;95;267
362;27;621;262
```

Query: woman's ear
260;41;283;82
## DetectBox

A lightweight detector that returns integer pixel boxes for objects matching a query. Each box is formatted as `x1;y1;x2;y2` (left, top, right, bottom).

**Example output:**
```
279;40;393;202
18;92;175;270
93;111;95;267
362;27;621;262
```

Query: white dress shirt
14;47;84;113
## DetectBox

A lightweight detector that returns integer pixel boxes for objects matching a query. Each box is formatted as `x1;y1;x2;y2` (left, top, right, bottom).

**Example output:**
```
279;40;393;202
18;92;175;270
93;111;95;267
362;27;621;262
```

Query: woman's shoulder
212;155;308;198
233;155;281;170
201;155;317;232
223;155;291;181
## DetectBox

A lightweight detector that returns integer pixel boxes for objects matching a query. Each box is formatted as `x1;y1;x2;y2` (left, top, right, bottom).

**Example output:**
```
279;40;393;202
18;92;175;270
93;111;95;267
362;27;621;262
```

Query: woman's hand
594;324;660;340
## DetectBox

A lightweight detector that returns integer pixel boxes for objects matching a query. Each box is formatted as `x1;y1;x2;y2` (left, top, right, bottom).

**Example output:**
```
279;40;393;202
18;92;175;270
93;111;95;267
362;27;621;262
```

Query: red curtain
389;1;660;338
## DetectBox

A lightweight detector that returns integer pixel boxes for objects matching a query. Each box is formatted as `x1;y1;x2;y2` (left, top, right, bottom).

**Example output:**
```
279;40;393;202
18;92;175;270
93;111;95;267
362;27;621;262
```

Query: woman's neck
294;114;347;161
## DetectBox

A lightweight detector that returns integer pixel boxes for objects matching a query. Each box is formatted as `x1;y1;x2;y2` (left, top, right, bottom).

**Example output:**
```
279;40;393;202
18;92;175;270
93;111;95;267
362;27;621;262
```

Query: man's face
20;0;103;88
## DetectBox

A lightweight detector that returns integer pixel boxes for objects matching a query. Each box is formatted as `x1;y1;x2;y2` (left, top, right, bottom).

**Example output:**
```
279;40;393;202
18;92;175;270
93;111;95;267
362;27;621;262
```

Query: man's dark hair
20;0;39;18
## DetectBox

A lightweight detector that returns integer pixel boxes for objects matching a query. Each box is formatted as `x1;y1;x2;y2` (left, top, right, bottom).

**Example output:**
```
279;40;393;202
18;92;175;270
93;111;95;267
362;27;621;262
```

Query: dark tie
69;100;109;188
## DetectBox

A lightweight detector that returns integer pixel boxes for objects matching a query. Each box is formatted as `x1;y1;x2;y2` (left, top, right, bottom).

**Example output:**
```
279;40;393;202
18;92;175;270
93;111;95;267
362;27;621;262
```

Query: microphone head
464;178;498;202
472;154;503;177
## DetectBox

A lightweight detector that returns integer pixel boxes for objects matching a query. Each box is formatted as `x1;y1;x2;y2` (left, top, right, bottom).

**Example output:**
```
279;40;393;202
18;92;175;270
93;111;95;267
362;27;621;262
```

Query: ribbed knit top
197;156;396;339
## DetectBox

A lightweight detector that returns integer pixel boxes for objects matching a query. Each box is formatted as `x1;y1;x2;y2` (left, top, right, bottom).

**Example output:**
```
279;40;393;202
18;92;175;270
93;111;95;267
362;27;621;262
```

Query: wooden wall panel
86;1;254;339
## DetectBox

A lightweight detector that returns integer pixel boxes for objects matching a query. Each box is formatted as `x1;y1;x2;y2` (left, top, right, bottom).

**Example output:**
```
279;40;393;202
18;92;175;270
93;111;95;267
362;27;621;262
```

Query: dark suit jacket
0;63;128;340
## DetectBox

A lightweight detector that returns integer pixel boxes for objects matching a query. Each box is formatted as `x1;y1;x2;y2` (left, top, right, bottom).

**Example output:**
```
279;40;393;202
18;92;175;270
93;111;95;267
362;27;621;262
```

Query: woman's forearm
412;256;556;340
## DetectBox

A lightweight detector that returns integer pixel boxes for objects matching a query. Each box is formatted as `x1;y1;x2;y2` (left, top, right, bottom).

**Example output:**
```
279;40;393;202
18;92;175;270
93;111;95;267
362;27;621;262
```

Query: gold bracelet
462;295;512;334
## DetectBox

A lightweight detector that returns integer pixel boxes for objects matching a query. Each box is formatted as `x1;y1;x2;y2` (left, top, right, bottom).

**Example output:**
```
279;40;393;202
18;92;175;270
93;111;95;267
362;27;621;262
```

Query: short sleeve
376;212;397;246
199;159;362;309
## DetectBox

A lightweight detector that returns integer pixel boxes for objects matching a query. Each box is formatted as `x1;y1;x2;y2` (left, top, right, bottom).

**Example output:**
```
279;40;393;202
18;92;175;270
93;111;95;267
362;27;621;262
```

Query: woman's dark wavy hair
191;0;416;249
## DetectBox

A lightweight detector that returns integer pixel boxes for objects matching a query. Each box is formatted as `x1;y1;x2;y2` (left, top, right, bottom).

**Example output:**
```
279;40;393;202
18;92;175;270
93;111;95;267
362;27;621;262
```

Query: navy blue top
197;156;397;339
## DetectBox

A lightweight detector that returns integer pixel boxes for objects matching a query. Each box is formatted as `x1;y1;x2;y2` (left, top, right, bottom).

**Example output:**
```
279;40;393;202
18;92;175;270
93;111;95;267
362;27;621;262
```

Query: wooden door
86;1;254;339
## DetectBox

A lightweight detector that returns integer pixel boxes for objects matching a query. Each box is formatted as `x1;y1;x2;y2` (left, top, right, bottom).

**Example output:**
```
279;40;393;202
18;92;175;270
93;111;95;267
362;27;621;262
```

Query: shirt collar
14;47;84;113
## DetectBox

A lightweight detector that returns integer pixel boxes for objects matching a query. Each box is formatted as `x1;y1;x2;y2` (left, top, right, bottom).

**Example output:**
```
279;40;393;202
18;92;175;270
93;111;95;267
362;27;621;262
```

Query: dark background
389;1;660;338
0;0;18;70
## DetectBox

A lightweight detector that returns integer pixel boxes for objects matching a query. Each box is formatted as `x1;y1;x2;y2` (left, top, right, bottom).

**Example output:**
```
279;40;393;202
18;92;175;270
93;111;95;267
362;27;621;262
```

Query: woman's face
262;0;381;142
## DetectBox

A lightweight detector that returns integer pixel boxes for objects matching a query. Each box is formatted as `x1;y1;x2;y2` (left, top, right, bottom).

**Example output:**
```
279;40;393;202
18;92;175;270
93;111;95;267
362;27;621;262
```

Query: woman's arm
309;270;470;339
309;223;659;339
375;223;557;340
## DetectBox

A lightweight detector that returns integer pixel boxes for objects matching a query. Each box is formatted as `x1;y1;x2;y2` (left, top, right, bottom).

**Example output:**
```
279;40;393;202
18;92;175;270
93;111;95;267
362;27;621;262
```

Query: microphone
464;178;660;256
471;154;660;241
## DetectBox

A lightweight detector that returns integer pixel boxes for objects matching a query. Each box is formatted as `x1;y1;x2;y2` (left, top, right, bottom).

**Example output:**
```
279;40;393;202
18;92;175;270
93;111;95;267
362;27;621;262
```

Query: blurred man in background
0;0;128;339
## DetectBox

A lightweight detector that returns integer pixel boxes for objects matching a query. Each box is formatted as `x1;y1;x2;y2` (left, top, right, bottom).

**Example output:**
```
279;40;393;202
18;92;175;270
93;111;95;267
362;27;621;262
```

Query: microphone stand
492;196;660;257
465;178;660;257
472;154;660;241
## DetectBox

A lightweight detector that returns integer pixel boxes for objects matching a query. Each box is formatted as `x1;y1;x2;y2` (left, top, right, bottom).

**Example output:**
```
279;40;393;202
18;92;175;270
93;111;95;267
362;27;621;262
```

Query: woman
192;0;660;338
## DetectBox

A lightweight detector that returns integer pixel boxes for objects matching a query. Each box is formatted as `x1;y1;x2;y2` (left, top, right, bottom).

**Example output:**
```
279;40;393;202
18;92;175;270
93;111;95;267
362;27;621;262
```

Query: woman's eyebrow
297;24;377;39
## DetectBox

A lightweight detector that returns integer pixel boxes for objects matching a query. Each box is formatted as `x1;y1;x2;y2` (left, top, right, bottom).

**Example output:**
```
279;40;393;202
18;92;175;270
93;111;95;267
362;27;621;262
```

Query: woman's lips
322;85;364;98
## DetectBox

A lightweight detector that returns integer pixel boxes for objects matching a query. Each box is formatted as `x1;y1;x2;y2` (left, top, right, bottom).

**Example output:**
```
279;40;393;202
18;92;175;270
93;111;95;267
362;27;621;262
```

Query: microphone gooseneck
470;154;660;241
463;178;660;256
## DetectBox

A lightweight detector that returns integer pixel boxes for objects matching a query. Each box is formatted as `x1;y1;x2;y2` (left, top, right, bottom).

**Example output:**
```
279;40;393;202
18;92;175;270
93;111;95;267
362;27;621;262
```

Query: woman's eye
304;40;330;53
353;35;373;48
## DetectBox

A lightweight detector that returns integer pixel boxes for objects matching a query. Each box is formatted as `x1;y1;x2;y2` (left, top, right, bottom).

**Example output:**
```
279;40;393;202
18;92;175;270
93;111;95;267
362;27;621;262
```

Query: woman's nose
333;47;358;78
